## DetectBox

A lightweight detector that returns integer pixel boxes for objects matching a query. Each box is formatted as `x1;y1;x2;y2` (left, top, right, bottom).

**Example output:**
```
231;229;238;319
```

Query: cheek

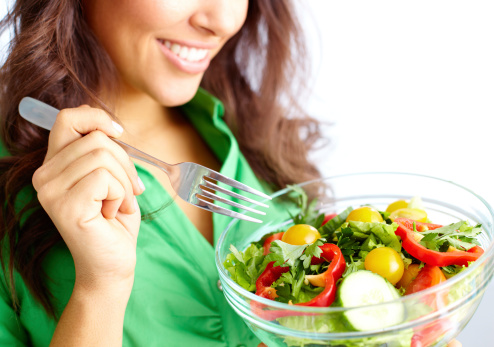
86;0;188;66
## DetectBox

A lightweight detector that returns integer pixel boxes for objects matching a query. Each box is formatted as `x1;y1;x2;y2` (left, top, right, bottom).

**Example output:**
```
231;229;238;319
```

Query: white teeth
170;43;180;54
178;46;189;59
189;47;198;62
162;40;208;62
196;49;207;60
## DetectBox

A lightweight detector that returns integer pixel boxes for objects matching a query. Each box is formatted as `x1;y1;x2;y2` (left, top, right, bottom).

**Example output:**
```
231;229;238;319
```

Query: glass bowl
215;172;494;347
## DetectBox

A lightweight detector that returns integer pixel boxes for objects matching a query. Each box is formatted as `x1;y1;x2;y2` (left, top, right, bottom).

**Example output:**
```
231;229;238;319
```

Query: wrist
73;275;135;305
51;276;133;346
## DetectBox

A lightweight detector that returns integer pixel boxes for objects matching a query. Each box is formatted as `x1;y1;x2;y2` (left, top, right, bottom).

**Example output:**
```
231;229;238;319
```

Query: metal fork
18;97;270;223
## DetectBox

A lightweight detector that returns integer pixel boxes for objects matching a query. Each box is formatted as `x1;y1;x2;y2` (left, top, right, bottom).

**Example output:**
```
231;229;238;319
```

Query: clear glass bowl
215;172;494;347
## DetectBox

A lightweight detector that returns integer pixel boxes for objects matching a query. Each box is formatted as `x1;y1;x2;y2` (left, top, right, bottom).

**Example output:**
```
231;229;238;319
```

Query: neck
106;83;182;145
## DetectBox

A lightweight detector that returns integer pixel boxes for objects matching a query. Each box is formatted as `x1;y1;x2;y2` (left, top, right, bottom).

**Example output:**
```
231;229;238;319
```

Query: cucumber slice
339;270;405;331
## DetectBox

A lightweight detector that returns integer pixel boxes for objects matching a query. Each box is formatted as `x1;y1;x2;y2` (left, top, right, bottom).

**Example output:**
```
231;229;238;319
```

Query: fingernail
112;121;124;134
138;176;146;192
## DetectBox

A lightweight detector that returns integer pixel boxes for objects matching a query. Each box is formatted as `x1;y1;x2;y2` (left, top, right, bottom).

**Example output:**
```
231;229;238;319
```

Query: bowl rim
215;171;494;314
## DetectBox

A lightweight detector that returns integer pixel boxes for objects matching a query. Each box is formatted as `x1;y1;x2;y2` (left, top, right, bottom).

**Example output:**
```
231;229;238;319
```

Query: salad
224;188;485;347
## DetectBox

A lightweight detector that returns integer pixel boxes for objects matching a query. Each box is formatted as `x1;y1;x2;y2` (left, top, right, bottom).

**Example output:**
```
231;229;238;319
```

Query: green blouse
0;89;268;347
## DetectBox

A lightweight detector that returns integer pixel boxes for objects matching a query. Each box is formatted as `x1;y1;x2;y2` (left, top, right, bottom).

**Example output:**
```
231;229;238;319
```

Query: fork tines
196;173;271;223
195;196;264;223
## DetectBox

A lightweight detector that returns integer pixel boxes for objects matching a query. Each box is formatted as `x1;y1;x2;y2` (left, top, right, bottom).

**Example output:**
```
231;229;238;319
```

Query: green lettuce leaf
318;206;353;239
223;243;265;291
343;221;401;252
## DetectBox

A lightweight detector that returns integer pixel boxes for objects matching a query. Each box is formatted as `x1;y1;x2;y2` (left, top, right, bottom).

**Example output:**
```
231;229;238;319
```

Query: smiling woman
83;0;249;105
0;0;322;346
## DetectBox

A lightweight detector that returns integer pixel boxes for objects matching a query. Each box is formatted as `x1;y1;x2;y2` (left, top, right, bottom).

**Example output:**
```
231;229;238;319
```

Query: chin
148;75;203;107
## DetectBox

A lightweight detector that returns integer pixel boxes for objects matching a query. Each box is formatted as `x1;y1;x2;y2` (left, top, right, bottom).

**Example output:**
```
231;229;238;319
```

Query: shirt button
217;279;223;291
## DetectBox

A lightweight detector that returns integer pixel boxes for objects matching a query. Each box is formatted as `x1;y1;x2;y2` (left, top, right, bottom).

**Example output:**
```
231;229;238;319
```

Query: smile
157;39;212;74
159;40;209;62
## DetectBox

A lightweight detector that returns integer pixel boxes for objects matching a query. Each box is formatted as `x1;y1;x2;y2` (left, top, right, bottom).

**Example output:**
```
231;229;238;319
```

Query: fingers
53;148;137;214
46;106;124;161
38;130;143;197
69;168;128;220
36;167;127;230
33;105;145;219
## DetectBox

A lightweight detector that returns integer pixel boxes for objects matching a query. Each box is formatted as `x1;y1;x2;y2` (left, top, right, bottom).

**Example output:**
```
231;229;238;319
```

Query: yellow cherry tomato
364;247;405;285
281;224;321;245
389;208;427;222
346;206;383;223
386;200;408;213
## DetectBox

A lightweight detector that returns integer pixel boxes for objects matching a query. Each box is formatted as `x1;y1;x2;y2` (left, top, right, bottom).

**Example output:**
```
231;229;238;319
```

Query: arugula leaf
442;236;478;251
420;233;438;241
419;233;447;251
418;221;482;251
420;221;464;235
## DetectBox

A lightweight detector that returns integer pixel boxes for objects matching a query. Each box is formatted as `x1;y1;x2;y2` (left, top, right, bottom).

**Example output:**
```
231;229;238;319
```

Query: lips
157;39;211;74
160;40;208;62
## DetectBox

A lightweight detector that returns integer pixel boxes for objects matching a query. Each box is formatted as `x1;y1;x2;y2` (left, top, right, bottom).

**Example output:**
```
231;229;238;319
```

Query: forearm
50;280;133;347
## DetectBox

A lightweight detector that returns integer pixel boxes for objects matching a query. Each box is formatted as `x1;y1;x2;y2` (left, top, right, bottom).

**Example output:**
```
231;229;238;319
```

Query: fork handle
18;97;172;175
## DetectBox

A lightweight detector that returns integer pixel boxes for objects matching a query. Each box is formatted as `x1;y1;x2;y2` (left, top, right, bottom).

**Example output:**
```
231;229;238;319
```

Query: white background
299;1;494;346
1;1;493;346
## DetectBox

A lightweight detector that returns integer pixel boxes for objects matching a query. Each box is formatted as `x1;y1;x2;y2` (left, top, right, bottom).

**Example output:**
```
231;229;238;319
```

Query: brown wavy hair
0;0;322;318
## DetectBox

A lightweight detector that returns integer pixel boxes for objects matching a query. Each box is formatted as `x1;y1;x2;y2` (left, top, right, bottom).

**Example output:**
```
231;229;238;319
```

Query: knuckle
36;184;56;207
31;167;44;190
86;129;108;144
32;163;53;191
92;167;110;180
90;147;113;163
55;109;72;126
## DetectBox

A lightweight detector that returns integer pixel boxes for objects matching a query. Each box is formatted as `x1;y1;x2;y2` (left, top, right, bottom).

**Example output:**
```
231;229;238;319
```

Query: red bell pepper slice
255;261;290;299
405;265;452;347
252;243;345;320
262;232;284;255
296;243;346;307
394;218;484;267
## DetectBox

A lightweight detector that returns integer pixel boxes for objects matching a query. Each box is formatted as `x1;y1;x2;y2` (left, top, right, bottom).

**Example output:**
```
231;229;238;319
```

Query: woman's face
84;0;249;106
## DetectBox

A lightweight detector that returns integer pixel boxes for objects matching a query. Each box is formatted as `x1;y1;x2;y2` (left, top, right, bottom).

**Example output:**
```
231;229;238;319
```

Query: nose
190;0;248;38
